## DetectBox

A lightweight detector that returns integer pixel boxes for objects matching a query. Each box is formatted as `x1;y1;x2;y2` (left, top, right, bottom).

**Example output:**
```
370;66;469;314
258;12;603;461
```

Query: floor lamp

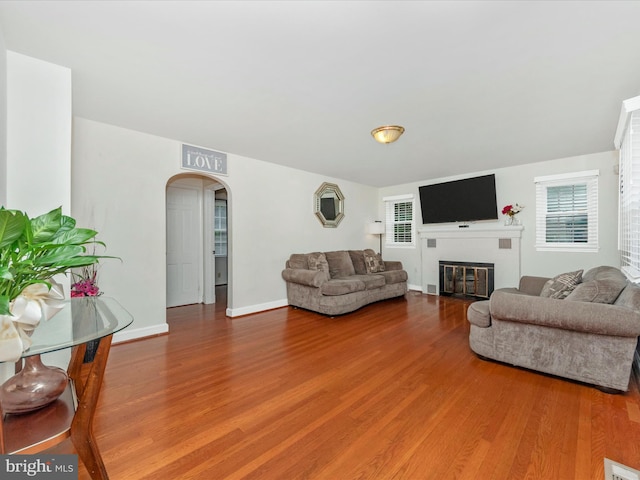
367;221;385;255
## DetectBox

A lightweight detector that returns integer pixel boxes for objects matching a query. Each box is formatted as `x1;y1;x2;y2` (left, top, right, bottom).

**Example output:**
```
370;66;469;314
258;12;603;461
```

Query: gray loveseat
467;266;640;392
282;249;408;315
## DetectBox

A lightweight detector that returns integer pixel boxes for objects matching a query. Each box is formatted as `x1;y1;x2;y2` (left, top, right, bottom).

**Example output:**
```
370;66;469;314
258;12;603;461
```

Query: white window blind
534;170;599;252
619;110;640;280
383;194;415;248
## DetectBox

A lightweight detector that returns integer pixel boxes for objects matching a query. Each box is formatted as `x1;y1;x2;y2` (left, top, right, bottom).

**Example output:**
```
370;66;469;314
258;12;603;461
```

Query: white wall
7;52;71;214
0;27;7;380
0;27;6;206
378;150;620;289
72;118;380;338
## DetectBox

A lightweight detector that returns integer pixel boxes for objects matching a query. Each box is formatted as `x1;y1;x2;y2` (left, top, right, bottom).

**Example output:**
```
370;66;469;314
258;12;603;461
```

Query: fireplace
439;261;495;299
419;224;522;295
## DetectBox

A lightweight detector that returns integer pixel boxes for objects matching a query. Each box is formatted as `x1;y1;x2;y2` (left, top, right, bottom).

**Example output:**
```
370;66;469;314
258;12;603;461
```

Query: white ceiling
1;1;640;187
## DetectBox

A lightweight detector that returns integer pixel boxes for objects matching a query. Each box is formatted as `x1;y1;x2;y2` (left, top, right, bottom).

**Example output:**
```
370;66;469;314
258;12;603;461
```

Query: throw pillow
565;279;626;304
325;250;356;278
348;250;368;275
363;249;385;274
539;269;583;300
307;252;329;277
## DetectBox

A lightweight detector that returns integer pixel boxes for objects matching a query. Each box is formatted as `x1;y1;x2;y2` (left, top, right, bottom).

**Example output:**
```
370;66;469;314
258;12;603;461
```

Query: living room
0;1;633;344
1;2;640;478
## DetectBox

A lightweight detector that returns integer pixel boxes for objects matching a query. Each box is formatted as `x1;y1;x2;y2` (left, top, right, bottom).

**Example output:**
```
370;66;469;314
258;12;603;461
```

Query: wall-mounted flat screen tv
419;174;498;224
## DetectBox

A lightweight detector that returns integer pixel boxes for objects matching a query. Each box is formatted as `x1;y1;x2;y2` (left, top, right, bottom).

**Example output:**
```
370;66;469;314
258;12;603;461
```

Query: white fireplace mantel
418;224;524;295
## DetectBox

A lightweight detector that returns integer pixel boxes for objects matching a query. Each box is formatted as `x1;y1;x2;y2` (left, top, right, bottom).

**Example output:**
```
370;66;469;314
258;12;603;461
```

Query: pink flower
70;276;102;297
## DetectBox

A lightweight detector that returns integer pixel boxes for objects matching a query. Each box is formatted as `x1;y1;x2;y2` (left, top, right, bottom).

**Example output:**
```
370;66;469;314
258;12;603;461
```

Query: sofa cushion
363;249;385;273
308;252;330;277
494;287;538;296
349;274;386;290
376;269;408;285
325;251;355;278
582;265;626;283
348;250;368;275
540;270;583;300
468;300;491;327
320;278;365;296
566;279;626;304
288;253;309;270
614;284;640;312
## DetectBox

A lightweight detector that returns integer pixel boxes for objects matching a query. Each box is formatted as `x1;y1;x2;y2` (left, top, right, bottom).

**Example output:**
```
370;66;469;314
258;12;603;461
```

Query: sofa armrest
383;261;403;271
282;268;328;288
489;290;640;337
518;276;550;296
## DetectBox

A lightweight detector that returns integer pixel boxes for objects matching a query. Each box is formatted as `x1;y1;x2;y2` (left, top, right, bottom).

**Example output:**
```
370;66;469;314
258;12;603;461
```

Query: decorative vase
504;215;513;226
1;354;69;414
72;297;100;363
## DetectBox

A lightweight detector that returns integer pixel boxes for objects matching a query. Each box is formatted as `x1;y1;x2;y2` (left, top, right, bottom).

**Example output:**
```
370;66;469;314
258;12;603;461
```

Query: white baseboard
407;283;423;292
112;300;288;341
113;323;169;344
226;299;289;317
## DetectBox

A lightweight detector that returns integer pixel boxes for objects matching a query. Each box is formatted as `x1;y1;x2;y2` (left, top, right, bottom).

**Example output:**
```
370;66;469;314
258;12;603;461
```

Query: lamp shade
367;221;385;234
371;125;405;144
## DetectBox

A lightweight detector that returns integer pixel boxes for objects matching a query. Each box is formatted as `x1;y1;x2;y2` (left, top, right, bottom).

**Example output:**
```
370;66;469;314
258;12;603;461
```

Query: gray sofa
282;249;408;315
467;266;640;392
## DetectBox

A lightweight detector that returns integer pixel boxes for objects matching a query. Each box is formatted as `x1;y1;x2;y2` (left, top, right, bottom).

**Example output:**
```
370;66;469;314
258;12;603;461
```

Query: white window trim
534;170;599;253
383;194;416;249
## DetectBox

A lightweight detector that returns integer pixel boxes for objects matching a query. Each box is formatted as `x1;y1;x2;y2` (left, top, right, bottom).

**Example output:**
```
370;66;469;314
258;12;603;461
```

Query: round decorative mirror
314;182;345;228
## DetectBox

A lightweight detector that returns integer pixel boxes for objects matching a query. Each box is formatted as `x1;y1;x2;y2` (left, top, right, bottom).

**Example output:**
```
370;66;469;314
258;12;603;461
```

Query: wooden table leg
68;335;113;480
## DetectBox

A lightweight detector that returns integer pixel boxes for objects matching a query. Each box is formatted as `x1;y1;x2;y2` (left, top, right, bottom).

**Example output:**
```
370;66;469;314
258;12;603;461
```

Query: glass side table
0;297;133;480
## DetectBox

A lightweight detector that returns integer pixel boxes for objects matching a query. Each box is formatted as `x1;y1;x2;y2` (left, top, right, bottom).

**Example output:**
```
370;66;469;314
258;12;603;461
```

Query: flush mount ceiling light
371;125;405;144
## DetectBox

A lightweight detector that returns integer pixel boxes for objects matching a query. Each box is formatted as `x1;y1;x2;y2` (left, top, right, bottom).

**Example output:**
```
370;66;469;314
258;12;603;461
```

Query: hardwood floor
75;290;640;479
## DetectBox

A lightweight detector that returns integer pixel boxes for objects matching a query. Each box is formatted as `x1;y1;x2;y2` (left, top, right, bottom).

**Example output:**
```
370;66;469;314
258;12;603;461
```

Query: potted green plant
0;206;112;413
0;206;105;316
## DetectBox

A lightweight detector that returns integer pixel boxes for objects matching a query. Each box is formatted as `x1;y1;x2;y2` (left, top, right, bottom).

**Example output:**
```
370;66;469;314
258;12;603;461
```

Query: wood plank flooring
73;289;640;479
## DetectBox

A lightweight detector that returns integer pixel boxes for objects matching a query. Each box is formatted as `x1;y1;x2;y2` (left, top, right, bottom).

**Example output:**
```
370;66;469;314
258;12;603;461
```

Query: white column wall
0;29;6;206
0;27;7;380
4;52;72;379
6;52;71;214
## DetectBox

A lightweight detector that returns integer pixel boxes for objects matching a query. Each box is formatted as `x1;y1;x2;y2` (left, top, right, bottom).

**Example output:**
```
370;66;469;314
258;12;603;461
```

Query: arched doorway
166;173;229;309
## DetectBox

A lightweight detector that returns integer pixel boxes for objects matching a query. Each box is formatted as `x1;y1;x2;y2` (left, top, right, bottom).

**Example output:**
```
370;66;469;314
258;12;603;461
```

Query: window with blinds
534;170;599;252
383;194;415;248
214;199;227;256
619;110;640;281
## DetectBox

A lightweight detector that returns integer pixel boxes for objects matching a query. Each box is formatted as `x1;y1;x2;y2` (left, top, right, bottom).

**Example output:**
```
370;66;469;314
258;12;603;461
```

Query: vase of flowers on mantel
502;203;524;226
0;206;113;413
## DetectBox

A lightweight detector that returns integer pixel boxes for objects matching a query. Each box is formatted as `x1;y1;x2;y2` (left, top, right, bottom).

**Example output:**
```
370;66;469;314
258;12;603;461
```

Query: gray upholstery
283;250;408;315
468;266;640;392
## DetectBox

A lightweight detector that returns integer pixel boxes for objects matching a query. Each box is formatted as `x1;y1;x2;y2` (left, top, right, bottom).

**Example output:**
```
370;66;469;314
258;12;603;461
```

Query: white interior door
166;184;202;307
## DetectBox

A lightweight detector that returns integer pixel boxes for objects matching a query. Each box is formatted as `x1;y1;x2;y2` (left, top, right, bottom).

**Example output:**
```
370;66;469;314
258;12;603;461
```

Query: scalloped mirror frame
314;182;345;228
